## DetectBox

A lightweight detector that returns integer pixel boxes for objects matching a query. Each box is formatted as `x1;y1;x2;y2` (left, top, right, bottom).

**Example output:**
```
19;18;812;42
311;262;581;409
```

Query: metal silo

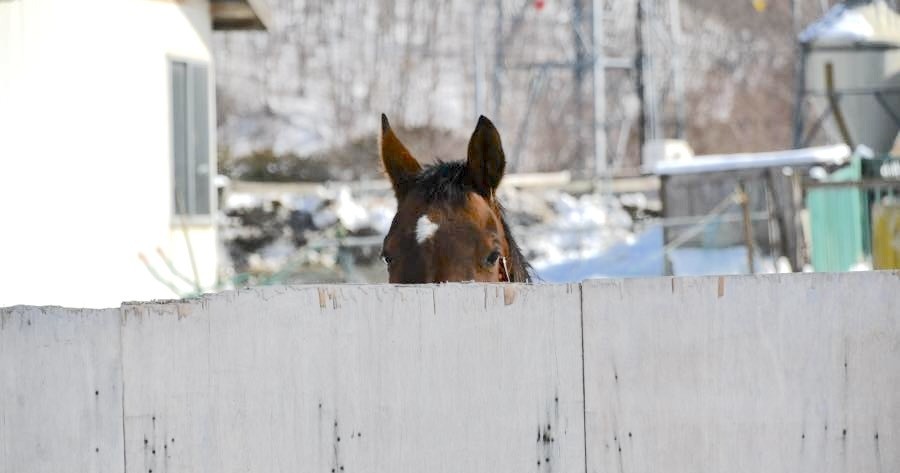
794;0;900;155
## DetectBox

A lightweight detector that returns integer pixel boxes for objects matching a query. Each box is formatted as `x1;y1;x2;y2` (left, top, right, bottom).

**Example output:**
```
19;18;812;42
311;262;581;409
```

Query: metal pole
473;1;485;119
592;0;607;178
511;68;549;168
492;0;505;123
668;0;685;139
790;170;807;270
791;0;807;148
792;44;808;148
763;174;779;267
825;62;855;149
573;0;587;170
738;182;756;274
765;169;791;268
635;0;647;167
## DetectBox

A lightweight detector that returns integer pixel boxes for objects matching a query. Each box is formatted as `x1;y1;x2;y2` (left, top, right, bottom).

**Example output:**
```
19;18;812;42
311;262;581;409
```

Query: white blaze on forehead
415;214;440;244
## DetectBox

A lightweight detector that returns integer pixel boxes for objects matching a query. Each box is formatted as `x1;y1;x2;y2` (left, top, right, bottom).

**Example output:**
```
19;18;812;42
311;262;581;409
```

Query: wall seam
118;307;128;473
579;282;589;473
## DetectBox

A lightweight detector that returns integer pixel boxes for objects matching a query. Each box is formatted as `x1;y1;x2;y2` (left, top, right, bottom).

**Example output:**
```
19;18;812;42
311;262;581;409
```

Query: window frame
168;57;215;225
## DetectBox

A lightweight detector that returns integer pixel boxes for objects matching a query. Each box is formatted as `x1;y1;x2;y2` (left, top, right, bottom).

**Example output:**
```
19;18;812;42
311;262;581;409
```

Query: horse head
379;114;531;284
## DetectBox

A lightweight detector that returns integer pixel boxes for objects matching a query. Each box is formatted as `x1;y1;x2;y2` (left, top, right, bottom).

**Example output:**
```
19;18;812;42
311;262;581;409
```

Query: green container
807;158;868;272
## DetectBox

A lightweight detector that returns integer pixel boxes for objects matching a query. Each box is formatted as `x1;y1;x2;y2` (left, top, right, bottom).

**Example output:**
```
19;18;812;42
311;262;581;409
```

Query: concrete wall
0;0;218;308
1;272;898;472
583;273;899;473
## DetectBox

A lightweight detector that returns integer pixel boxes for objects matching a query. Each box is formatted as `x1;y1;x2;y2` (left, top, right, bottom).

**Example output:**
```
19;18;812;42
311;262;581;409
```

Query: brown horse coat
379;114;532;284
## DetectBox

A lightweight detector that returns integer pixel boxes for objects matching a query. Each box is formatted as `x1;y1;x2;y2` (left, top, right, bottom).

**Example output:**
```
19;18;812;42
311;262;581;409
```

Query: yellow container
872;201;900;270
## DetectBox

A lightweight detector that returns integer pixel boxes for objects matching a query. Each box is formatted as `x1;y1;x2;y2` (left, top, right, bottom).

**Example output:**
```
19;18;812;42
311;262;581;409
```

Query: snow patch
226;193;264;209
668;247;776;276
335;187;370;232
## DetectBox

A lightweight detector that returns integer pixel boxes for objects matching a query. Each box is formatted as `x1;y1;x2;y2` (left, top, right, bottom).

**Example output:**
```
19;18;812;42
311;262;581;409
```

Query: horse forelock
413;161;469;204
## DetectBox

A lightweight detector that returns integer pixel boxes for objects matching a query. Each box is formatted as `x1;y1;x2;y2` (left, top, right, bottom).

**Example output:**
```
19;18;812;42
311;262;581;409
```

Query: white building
0;0;268;308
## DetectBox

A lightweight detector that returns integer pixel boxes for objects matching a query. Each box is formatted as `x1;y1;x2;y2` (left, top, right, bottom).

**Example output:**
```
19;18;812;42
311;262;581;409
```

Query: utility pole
791;0;805;148
573;0;588;170
492;0;504;123
669;0;685;139
592;0;607;177
635;0;646;167
496;0;634;174
738;182;756;274
473;1;485;119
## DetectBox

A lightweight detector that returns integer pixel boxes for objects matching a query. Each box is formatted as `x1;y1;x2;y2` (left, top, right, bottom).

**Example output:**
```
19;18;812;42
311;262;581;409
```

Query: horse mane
412;161;533;283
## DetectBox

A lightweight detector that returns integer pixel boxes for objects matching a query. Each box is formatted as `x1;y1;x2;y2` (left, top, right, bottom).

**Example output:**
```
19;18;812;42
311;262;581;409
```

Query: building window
171;60;211;217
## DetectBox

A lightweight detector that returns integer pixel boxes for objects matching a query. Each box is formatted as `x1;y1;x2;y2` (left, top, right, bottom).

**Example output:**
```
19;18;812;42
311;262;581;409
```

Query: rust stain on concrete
317;288;327;309
503;286;517;306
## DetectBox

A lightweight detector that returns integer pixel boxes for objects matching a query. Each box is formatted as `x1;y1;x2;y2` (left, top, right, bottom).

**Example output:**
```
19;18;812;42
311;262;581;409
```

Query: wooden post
790;170;807;269
763;169;788;268
825;62;854;149
738;182;755;274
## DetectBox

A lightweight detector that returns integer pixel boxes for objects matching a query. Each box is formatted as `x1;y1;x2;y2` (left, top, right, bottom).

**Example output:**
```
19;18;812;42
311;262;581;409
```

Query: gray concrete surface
1;272;897;472
584;273;900;473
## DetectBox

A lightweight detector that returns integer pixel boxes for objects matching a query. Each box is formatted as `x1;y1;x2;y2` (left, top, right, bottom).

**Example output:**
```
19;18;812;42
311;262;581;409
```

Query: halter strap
499;256;512;283
488;192;512;283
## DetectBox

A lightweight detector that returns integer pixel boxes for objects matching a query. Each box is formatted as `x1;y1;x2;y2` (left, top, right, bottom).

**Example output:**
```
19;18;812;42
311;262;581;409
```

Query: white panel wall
583;272;900;473
1;273;898;472
0;306;124;473
119;283;584;473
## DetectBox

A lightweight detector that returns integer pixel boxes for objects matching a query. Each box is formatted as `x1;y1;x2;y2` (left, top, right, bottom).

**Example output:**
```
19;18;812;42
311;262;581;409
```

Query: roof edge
653;145;852;176
211;0;271;31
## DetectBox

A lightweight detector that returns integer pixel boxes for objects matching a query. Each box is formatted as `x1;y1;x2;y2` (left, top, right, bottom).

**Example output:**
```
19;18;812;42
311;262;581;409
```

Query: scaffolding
482;0;686;177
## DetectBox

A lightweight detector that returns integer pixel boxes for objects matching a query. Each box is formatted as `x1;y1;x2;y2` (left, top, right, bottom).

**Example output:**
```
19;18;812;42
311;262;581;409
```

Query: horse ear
380;114;422;199
466;115;506;197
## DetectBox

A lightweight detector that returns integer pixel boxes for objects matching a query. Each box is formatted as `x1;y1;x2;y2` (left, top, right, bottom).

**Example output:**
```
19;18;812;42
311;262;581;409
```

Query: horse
379;114;532;284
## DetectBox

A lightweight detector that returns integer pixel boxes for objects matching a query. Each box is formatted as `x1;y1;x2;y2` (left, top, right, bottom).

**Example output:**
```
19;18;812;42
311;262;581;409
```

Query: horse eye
485;250;501;266
381;253;393;265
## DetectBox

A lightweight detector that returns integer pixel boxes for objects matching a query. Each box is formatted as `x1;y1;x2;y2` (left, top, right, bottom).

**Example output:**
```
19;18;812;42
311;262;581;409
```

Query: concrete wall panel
0;306;124;473
583;272;900;473
120;283;584;472
3;273;898;472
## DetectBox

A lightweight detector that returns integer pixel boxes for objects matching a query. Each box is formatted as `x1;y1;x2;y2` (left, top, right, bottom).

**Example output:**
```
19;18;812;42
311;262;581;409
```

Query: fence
1;272;898;472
